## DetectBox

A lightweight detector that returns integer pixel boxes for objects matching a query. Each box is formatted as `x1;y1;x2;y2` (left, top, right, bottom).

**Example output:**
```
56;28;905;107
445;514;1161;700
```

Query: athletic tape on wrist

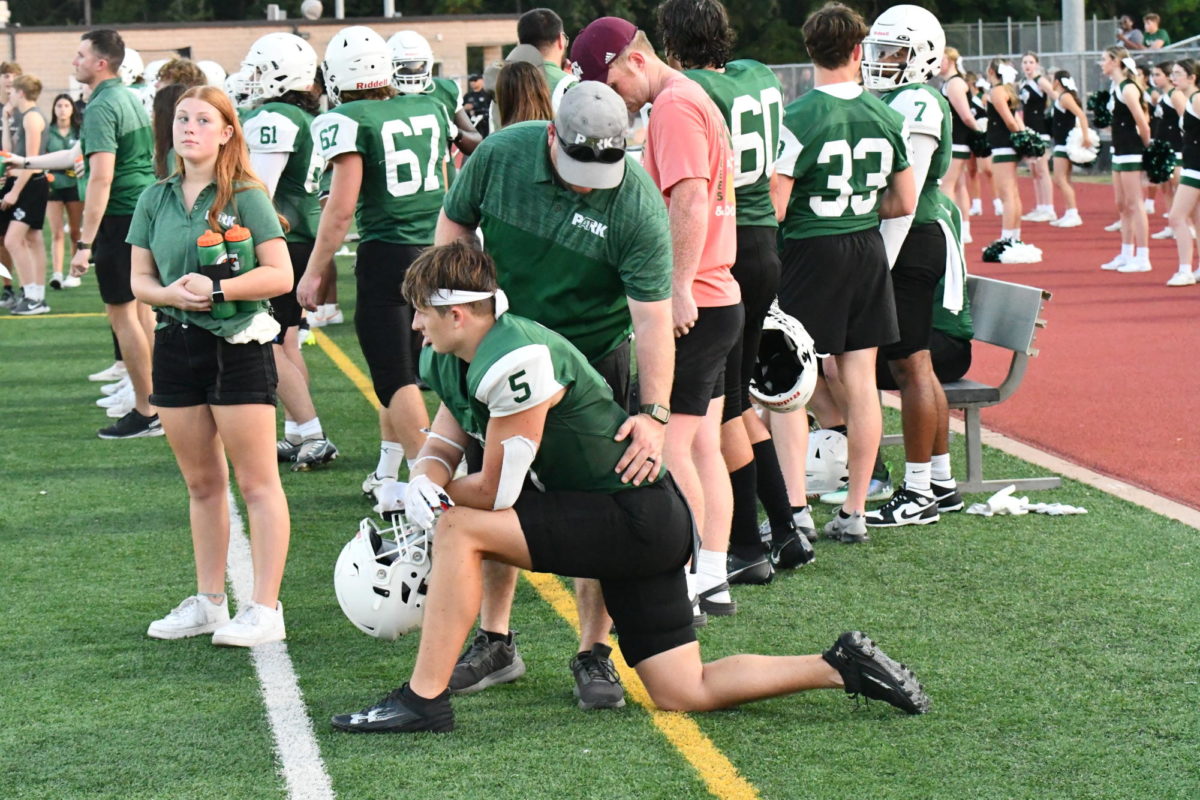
413;455;454;477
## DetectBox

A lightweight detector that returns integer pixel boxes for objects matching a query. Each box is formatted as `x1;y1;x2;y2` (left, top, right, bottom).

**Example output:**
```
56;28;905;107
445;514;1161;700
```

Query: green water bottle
224;226;260;313
197;230;236;320
0;150;10;181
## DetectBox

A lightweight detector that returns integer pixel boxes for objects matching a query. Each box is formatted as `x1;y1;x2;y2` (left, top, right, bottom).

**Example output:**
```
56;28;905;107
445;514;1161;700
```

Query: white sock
319;303;336;316
1144;199;1156;213
1013;227;1021;241
905;462;932;494
296;417;322;440
1121;243;1134;260
695;549;730;600
1001;228;1013;240
26;284;45;301
970;198;982;213
993;198;1003;213
931;453;952;482
962;219;971;237
1181;264;1192;274
1136;246;1150;262
284;420;301;442
376;441;405;480
1066;208;1078;217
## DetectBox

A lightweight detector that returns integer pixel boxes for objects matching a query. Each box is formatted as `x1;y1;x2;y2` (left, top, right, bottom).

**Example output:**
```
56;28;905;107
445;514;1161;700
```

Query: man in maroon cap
573;17;742;620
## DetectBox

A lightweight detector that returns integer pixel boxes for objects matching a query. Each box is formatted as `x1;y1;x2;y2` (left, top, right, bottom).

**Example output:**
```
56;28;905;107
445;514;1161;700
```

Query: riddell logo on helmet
355;79;389;89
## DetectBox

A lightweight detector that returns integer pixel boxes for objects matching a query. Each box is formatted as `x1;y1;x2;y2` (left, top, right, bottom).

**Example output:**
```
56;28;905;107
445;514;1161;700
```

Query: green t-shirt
882;83;951;226
685;60;784;228
126;176;285;337
44;124;79;191
311;94;454;245
776;83;911;240
241;102;323;243
420;312;663;494
542;61;578;110
443;121;672;362
1144;29;1171;48
78;77;155;215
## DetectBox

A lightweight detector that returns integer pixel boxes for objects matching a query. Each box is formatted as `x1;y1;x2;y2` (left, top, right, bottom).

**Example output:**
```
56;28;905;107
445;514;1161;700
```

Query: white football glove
404;474;453;530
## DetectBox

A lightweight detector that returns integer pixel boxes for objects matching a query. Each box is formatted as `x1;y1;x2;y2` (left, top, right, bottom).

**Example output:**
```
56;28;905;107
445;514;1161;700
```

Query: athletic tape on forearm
495;435;537;510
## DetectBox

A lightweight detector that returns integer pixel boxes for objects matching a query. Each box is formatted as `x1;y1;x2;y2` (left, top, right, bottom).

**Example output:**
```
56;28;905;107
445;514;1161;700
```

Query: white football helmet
806;429;849;496
198;60;227;87
862;5;945;91
322;25;393;106
224;68;255;110
241;33;318;105
143;58;168;86
334;516;432;641
750;301;818;413
119;47;144;86
386;30;434;94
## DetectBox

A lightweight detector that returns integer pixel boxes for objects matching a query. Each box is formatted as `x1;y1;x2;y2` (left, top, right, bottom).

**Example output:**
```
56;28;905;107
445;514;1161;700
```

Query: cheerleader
985;59;1025;241
1048;71;1092;228
1149;61;1184;239
940;47;978;242
966;72;992;217
1166;60;1200;286
1100;47;1153;273
1019;52;1055;222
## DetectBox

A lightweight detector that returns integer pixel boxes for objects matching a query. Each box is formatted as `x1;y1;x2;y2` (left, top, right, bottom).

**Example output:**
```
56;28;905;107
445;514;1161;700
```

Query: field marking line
880;393;1200;528
0;311;107;320
313;331;759;800
225;491;337;800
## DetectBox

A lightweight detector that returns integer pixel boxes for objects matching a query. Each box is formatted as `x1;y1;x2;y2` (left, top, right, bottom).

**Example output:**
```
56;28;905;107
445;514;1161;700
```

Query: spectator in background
494;61;552;127
517;7;578;110
152;84;189;177
1143;14;1171;49
154;57;207;90
1117;15;1145;50
45;93;83;290
462;72;491;137
0;61;21;308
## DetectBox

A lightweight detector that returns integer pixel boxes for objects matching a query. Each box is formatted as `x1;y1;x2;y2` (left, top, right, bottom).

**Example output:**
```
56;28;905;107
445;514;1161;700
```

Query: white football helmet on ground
806;429;850;496
119;47;144;86
750;301;819;413
322;25;393;106
386;30;435;94
334;516;431;641
862;5;945;91
241;33;319;105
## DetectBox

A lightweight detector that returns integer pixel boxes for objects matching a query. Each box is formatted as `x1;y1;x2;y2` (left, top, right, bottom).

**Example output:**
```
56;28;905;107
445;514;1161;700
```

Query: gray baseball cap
505;44;544;66
553;81;628;190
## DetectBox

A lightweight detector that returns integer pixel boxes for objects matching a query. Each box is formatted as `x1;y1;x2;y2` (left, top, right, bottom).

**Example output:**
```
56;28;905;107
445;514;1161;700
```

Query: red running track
957;177;1200;508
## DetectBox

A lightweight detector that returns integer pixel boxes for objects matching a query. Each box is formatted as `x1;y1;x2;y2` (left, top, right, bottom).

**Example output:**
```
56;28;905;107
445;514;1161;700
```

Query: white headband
428;288;509;317
1122;57;1137;72
1061;77;1077;92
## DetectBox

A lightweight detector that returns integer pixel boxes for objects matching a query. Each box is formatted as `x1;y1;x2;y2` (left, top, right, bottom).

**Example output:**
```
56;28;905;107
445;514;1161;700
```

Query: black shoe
448;630;526;695
277;439;301;462
864;486;939;528
291;437;339;471
330;683;454;733
822;631;930;715
727;549;774;585
697;581;736;616
98;409;164;440
0;286;15;309
931;478;965;512
569;643;626;710
770;528;815;569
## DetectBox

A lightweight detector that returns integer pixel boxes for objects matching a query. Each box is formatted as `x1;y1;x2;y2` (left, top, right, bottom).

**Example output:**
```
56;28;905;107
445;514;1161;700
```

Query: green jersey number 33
810;137;894;218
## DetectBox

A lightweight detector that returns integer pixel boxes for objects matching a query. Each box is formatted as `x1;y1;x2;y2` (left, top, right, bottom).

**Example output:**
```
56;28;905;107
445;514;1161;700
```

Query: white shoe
310;305;345;328
106;395;136;417
147;594;230;639
1104;220;1123;232
1021;209;1054;222
101;376;131;396
969;205;982;217
362;470;398;501
1151;227;1175;240
1100;254;1127;270
89;362;127;382
1051;213;1082;228
62;275;81;288
1117;260;1152;273
1166;270;1196;286
97;384;133;408
212;601;286;647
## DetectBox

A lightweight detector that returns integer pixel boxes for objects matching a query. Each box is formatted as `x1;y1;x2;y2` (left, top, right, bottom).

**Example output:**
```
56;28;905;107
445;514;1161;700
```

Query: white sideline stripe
226;491;337;800
880;394;1200;528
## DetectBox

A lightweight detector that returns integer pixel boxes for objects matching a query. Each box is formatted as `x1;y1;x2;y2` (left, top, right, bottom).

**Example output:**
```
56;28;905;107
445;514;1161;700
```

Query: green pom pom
1088;90;1112;128
1144;139;1177;184
1010;129;1047;158
968;129;991;158
982;239;1011;262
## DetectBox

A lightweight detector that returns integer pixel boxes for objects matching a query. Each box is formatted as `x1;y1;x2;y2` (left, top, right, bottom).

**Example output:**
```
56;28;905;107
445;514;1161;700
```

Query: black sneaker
569;643;626;710
698;581;736;616
330;683;454;733
770;528;815;569
822;631;931;715
98;409;164;440
727;549;774;585
0;286;15;309
448;630;526;695
864;486;939;528
931;478;965;512
277;439;301;462
291;437;338;471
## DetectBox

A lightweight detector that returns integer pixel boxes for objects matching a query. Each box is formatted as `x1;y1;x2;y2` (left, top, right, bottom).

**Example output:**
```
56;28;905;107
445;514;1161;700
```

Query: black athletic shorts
6;174;49;231
270;240;312;334
150;317;278;407
515;474;696;667
354;240;423;405
728;225;781;419
48;183;80;204
95;214;135;305
672;302;743;417
877;330;972;390
779;229;898;355
0;176;12;236
882;222;946;361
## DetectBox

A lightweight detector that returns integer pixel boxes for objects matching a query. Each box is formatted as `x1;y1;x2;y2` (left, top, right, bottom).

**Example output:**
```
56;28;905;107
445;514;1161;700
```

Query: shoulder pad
475;344;564;417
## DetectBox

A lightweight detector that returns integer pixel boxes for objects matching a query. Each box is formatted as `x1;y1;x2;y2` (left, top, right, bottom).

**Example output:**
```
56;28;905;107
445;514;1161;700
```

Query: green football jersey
420;312;663;494
776;83;911;240
242;102;323;243
882;83;951;226
311;94;455;245
685;60;784;228
427;77;463;184
78;77;155;216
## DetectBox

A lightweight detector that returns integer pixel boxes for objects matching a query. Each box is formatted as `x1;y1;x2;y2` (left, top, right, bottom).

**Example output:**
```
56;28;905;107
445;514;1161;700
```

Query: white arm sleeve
880;131;938;268
249;151;289;198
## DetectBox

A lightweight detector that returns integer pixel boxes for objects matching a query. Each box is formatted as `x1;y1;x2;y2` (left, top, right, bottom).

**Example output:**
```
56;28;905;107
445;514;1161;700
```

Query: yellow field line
0;311;107;320
314;327;759;800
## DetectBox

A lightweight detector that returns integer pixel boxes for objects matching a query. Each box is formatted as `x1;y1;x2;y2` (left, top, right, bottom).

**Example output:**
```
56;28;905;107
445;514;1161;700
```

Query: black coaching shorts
672;302;743;417
270;240;312;333
728;225;781;419
882;222;946;361
779;229;898;355
95;214;136;305
354;240;423;405
151;318;278;407
515;474;696;667
6;174;49;231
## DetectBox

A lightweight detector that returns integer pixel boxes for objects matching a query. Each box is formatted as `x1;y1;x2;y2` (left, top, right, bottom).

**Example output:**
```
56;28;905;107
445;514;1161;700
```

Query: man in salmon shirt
573;17;742;621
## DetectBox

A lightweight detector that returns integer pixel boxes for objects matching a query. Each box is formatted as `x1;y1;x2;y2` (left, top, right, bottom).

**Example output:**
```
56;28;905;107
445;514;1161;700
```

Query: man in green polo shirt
518;8;579;109
434;81;674;711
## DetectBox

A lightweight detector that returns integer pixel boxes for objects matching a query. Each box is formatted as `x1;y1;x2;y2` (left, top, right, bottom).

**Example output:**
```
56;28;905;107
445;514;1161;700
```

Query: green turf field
1;260;1197;800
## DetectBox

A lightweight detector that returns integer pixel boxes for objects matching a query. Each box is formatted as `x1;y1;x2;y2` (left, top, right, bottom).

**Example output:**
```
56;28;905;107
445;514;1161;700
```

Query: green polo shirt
78;77;155;216
443;120;672;362
1144;29;1171;48
542;61;577;110
126;175;285;337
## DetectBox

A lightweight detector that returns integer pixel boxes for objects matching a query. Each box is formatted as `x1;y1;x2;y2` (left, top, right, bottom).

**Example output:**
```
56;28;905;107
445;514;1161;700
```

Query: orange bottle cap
197;230;224;247
224;225;251;242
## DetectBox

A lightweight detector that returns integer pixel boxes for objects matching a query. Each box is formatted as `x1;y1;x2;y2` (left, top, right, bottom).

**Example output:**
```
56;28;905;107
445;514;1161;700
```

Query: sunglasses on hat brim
562;142;626;164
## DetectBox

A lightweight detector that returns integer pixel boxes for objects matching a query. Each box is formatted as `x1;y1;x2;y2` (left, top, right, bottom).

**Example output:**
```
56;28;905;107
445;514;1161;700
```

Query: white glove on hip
404;474;454;530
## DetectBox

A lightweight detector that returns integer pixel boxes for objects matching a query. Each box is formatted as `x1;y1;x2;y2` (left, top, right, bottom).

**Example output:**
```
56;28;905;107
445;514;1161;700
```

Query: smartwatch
75;240;92;250
639;403;671;425
211;279;225;304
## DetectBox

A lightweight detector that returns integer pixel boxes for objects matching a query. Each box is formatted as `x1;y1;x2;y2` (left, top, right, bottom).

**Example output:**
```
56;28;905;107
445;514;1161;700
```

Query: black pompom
1088;90;1112;128
968;129;991;158
982;239;1012;263
1144;138;1178;184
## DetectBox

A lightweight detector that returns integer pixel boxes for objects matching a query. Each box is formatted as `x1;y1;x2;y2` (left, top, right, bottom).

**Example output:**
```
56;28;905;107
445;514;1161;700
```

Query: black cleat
770;529;815;569
331;683;454;732
449;630;526;695
727;550;774;585
822;631;930;714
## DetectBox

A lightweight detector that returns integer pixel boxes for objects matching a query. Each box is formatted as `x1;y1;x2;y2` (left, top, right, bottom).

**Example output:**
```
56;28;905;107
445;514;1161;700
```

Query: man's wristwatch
639;403;671;425
211;279;225;304
75;240;91;250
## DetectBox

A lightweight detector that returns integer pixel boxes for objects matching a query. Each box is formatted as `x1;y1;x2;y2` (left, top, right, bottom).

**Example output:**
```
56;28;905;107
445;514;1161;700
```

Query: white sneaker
147;594;230;639
101;376;131;396
62;275;81;288
1051;212;1082;228
1166;270;1196;286
1100;254;1127;270
362;470;398;501
88;361;127;382
1151;227;1175;240
1021;209;1054;222
1117;260;1152;273
212;601;286;647
97;384;133;408
1104;220;1123;232
106;395;136;417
